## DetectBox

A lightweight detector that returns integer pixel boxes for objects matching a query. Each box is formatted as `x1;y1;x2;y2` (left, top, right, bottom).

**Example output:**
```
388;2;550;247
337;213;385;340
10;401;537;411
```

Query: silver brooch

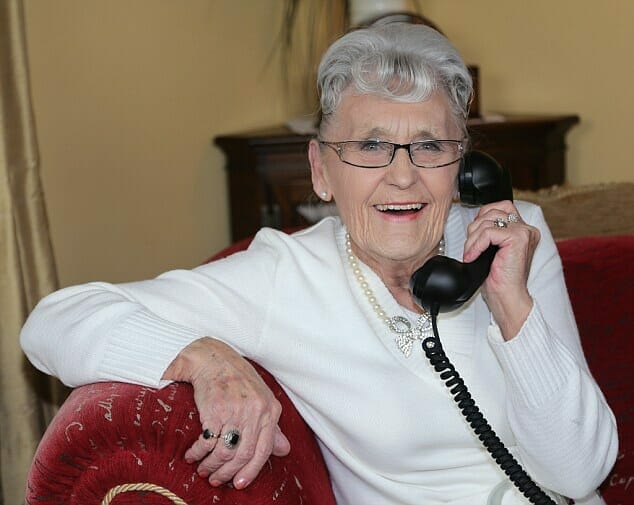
389;313;432;357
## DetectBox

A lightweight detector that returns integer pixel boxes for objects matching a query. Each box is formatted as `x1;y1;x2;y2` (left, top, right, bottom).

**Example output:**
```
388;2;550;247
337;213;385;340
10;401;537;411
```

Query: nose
385;146;417;188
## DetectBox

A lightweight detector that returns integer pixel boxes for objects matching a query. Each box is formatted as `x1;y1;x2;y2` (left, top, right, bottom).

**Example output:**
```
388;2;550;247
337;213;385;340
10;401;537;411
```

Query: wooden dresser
215;114;578;241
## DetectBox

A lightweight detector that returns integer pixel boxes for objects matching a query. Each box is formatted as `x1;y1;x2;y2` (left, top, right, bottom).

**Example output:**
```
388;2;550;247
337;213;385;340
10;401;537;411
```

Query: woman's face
309;91;462;274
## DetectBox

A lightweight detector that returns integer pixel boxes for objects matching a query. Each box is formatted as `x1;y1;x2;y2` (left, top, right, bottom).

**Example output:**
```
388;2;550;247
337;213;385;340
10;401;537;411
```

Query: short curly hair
317;22;472;134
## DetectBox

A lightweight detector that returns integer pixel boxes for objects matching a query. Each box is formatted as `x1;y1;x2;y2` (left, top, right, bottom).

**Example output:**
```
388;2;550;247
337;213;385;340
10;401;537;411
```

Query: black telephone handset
409;151;558;505
410;150;513;316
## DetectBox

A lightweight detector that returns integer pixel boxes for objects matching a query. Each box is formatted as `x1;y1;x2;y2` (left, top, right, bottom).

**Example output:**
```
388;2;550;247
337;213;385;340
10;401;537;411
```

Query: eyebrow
360;127;441;140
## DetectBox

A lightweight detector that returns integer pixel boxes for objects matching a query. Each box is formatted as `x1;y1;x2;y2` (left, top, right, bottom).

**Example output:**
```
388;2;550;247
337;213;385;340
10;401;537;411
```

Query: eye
357;140;389;152
412;141;443;153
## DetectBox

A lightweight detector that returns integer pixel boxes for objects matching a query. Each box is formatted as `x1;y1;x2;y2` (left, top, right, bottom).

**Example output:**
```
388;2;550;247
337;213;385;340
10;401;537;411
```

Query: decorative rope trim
101;483;190;505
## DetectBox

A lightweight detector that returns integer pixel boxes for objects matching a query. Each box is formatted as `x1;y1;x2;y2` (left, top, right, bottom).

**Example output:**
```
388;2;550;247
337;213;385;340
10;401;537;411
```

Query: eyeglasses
319;139;465;169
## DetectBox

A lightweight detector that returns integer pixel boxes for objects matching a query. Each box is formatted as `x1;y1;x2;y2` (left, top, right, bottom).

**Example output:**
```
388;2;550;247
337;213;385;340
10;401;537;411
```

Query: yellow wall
24;0;290;286
425;0;633;187
23;1;634;287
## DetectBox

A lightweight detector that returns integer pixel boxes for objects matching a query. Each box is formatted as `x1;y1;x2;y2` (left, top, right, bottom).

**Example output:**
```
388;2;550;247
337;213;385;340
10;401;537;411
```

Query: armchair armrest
26;362;335;505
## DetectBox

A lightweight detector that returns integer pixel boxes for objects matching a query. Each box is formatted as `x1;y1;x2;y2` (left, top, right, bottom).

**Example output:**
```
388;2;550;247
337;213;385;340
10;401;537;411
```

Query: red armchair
26;235;633;504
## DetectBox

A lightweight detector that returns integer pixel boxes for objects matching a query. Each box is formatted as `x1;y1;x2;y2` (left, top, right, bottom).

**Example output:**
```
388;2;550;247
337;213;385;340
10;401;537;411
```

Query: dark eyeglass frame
319;139;465;169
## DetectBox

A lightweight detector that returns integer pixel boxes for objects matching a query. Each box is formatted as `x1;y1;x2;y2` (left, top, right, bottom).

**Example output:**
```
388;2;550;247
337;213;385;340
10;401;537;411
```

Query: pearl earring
320;191;328;200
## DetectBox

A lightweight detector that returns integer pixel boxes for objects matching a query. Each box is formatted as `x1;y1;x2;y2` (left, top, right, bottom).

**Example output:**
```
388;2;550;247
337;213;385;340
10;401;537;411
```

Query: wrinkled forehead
320;88;463;140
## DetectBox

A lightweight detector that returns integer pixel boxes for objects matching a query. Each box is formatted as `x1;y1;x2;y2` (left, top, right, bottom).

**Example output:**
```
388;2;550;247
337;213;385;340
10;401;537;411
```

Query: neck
344;233;444;313
387;284;424;314
344;232;438;358
366;260;423;311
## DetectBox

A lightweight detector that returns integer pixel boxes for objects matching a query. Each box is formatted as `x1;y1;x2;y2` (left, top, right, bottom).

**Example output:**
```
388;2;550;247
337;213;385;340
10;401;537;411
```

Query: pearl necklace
345;233;444;358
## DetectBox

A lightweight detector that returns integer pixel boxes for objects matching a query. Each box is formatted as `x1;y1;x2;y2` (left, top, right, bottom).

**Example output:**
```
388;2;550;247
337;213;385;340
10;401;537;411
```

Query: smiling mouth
374;203;425;215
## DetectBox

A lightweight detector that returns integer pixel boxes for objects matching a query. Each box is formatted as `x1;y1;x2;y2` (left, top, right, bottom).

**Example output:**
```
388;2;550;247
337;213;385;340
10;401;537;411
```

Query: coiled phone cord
422;314;557;505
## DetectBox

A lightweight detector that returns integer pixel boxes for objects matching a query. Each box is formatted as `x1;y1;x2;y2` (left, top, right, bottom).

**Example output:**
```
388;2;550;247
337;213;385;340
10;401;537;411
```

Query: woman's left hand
462;201;541;340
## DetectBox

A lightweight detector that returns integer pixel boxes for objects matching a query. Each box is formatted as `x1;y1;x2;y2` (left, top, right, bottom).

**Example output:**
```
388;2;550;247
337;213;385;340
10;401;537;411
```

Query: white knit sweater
21;202;617;505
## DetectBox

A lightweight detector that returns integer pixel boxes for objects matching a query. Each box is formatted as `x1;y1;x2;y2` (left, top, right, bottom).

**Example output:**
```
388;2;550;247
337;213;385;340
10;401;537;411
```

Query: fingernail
185;458;193;464
235;478;250;489
210;480;222;487
198;470;209;478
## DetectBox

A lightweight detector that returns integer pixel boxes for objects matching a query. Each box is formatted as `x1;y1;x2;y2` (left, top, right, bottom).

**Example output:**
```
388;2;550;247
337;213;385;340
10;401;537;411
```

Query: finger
272;425;291;456
196;425;243;481
466;212;503;237
464;218;510;262
467;202;521;233
231;424;281;489
184;426;221;464
464;200;524;254
206;421;273;488
475;199;516;219
208;404;285;488
505;211;522;224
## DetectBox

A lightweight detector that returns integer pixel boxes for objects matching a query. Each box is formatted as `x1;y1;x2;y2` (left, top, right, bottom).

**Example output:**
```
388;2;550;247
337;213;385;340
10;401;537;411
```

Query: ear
308;139;332;201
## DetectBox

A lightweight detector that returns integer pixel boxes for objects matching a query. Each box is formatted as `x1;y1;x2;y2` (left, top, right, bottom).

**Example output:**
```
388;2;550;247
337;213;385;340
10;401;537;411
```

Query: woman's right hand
163;337;291;489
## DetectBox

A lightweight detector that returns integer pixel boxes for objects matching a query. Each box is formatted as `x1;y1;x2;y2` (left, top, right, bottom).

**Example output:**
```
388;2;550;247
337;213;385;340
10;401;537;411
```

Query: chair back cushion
557;235;634;504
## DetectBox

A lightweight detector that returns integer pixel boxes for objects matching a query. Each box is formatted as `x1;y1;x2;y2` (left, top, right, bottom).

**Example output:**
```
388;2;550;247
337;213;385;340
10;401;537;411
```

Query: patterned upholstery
26;362;335;504
25;234;633;504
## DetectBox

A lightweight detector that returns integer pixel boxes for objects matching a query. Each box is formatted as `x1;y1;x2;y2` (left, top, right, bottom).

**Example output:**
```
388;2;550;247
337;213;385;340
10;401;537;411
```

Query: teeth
375;203;423;211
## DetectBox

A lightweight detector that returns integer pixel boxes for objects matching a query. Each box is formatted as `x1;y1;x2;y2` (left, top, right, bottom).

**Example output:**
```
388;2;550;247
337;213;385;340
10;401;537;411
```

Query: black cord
422;314;557;505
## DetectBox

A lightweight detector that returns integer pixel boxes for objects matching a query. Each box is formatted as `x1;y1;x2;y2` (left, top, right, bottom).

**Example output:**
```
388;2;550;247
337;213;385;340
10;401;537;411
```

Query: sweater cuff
487;302;578;408
100;309;203;388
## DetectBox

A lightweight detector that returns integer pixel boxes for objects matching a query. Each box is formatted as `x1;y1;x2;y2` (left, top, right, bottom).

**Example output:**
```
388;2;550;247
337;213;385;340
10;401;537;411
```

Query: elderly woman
22;23;615;505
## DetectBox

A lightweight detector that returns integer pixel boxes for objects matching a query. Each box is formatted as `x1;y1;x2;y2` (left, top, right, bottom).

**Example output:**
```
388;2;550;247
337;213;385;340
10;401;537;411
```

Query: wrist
491;291;533;341
162;336;214;382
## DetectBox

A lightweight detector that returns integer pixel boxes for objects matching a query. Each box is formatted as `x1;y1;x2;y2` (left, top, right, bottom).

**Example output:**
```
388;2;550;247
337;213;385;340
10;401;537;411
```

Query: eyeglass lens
341;141;460;168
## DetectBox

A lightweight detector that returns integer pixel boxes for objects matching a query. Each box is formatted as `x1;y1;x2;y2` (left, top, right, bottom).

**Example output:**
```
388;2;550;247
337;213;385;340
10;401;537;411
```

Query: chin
375;241;430;265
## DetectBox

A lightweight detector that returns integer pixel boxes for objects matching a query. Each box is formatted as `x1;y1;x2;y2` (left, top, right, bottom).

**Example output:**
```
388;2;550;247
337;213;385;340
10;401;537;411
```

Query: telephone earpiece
410;150;513;315
457;150;513;205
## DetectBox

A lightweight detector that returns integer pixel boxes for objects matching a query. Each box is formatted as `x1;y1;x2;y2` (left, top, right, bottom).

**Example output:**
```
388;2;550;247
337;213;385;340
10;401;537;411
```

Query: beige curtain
0;1;65;503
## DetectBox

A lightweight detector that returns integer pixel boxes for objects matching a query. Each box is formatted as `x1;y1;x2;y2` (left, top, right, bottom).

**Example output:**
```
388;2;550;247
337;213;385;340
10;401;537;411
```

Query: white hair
317;23;473;132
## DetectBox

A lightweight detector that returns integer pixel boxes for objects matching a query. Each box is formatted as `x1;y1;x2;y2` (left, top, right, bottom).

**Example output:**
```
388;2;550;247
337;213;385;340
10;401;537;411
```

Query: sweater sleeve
487;203;618;499
20;232;280;388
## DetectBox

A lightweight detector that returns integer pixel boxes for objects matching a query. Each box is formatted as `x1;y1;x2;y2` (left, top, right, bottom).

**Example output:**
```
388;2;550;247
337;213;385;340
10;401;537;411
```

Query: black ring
222;429;241;449
202;429;216;440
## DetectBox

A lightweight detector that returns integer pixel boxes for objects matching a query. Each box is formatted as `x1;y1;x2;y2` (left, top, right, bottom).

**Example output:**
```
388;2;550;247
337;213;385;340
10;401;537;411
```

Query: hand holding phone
410;150;513;315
